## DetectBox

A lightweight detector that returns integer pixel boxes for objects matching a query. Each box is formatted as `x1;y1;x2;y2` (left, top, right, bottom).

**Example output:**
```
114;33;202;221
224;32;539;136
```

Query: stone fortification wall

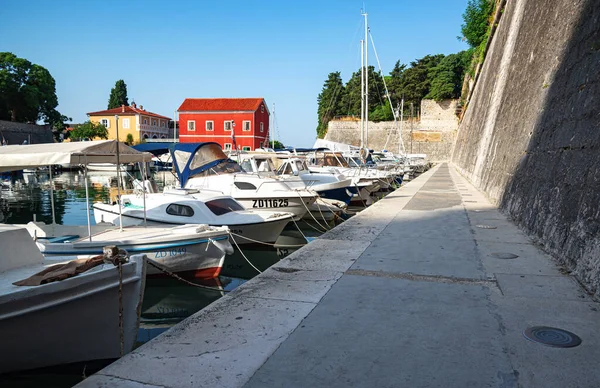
452;0;600;295
324;99;458;162
0;120;53;145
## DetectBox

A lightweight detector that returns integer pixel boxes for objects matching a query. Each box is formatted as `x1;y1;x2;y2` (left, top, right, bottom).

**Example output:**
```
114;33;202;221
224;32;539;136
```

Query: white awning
0;140;153;172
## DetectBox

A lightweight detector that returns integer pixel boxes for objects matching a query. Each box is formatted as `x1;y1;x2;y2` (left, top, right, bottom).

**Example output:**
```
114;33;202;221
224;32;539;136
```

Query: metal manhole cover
523;326;582;348
273;267;302;273
476;224;497;229
490;252;519;259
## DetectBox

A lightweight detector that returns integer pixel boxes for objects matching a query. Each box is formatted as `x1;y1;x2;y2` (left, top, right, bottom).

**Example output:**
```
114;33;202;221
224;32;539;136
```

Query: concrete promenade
79;164;600;388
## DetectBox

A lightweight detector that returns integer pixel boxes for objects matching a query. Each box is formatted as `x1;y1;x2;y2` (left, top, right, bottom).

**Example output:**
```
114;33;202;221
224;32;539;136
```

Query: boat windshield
188;143;228;170
191;161;243;177
310;153;349;167
205;198;245;215
347;157;364;167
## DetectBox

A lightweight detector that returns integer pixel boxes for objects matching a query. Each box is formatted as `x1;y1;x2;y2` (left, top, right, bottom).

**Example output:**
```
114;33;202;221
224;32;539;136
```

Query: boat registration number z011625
252;199;289;208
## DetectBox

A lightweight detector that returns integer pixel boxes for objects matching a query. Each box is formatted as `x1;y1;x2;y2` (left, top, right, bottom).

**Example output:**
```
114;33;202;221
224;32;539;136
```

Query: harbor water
0;169;330;387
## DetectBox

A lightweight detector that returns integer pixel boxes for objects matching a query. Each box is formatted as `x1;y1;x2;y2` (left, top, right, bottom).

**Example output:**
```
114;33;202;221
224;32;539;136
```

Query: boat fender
212;238;234;255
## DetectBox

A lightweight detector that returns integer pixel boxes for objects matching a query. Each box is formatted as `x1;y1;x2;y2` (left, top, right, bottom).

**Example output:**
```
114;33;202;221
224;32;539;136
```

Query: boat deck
77;164;600;388
73;224;223;244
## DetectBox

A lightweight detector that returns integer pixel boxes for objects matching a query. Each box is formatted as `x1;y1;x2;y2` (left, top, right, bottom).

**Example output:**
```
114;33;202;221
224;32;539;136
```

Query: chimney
121;104;125;113
140;105;144;110
132;102;137;108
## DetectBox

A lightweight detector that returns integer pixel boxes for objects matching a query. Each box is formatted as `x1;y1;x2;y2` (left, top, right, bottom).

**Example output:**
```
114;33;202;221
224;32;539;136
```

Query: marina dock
77;163;600;388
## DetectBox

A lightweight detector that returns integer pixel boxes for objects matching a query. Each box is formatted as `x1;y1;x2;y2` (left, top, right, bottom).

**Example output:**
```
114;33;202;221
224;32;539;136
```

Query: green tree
387;60;407;108
460;0;494;48
272;140;284;149
316;71;346;138
426;51;472;101
0;52;66;127
70;120;108;141
125;133;134;145
341;66;387;118
396;54;445;111
370;100;394;122
108;79;129;109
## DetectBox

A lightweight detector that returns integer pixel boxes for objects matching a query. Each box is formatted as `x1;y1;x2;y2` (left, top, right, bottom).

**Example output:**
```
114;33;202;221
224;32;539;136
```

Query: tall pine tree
316;72;345;138
107;80;129;109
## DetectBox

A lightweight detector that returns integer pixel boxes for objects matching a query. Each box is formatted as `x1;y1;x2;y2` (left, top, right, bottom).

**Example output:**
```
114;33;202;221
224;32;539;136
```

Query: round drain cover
476;224;497;229
491;252;519;259
523;326;582;348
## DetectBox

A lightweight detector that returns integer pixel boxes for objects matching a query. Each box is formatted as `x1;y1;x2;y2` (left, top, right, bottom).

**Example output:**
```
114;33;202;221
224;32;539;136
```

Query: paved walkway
79;164;600;388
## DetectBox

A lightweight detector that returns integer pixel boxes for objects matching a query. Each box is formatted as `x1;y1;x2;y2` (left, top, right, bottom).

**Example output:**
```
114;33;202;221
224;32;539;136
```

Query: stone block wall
452;0;600;295
324;99;459;162
0;120;53;145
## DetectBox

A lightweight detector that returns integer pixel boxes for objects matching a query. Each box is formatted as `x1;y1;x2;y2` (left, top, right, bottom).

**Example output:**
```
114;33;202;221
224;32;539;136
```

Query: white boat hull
0;253;146;373
92;204;290;246
86;163;134;172
36;225;233;279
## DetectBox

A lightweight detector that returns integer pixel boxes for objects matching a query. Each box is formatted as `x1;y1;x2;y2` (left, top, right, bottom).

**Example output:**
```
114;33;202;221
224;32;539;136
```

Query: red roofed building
87;102;172;142
177;98;270;151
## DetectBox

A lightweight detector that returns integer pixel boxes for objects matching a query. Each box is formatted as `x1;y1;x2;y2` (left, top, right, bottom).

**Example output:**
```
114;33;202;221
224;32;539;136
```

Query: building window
261;105;264;113
143;119;148;124
260;122;264;132
161;121;165;128
188;120;196;131
206;121;214;131
242;146;251;151
152;120;157;126
224;121;233;131
100;119;110;128
242;121;251;131
123;118;130;129
224;143;232;151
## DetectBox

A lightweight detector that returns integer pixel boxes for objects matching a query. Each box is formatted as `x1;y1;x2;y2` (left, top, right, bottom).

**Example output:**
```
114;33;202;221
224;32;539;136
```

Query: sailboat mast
399;97;404;155
360;39;365;149
272;103;275;149
363;11;369;149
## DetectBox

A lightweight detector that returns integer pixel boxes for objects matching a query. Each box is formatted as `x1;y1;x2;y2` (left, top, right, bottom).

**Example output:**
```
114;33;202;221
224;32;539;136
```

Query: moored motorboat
92;188;294;245
170;143;318;221
0;225;146;373
27;222;233;279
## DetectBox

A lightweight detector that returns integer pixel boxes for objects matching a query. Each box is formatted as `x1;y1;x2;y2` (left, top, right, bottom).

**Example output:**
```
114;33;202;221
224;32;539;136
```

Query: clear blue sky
1;0;468;147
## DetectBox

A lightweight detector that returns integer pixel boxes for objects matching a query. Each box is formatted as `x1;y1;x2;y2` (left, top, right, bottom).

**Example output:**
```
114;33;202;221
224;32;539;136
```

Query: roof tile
178;98;264;112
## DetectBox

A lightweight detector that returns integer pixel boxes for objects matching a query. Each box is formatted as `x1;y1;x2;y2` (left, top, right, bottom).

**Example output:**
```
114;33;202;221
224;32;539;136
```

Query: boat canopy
0;140;153;172
132;143;174;156
170;143;230;187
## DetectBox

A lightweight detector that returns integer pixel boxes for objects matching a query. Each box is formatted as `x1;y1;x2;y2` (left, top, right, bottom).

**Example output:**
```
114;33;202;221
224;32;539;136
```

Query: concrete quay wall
451;0;600;296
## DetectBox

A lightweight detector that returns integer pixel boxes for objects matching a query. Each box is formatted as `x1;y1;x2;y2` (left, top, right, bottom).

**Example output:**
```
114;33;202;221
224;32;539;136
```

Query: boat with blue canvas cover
168;142;318;221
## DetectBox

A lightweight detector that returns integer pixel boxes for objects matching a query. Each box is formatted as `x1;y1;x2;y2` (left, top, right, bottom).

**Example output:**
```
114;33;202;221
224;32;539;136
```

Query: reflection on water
0;169;331;387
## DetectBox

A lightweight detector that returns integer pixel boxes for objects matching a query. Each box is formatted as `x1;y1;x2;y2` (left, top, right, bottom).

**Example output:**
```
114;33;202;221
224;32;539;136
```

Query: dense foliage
272;140;285;149
108;80;129;109
315;0;497;137
70;120;108;141
316;72;345;138
0;52;68;127
461;0;494;48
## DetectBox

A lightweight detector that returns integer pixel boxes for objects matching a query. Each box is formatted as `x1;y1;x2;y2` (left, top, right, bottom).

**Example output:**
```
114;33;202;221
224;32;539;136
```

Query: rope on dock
229;231;307;247
228;231;262;274
293;190;329;232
